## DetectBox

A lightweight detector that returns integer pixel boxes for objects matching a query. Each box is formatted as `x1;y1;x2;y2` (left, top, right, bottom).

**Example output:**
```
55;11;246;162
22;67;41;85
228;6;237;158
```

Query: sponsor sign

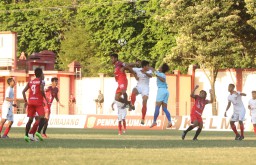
6;114;87;128
85;115;166;130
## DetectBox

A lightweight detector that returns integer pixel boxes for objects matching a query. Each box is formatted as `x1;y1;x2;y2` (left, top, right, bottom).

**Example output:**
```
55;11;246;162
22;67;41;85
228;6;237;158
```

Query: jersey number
31;85;36;95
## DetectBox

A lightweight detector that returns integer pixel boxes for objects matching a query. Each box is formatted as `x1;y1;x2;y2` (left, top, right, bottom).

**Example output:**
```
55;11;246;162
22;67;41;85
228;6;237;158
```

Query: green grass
1;128;256;165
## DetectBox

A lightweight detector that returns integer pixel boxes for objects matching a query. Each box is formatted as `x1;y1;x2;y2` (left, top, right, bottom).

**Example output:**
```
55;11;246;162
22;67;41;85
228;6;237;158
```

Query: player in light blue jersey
150;63;172;128
0;77;16;138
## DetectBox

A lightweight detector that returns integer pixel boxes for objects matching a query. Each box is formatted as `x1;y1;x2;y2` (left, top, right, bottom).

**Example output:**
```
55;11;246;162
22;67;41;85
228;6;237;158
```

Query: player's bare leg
118;121;122;135
35;116;45;141
0;119;7;138
193;122;203;140
122;119;126;133
239;121;244;140
2;121;13;138
182;121;198;140
42;113;50;138
253;124;256;135
230;121;240;140
25;117;34;142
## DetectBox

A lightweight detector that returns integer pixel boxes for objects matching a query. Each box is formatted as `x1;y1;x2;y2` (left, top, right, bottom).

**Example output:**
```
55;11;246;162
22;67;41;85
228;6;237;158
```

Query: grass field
1;128;256;165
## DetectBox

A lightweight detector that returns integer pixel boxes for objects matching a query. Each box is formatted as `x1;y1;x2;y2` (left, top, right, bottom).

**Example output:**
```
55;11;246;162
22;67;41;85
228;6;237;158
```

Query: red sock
29;120;39;135
240;124;244;137
3;127;10;136
123;120;126;130
254;127;256;135
231;124;239;136
118;121;122;132
142;104;147;120
131;92;136;105
0;125;2;134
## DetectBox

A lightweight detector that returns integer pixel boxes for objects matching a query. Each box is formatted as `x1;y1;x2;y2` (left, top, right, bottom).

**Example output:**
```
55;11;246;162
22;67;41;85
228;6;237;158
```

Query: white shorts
118;108;127;121
136;85;149;97
230;110;245;122
1;105;13;121
251;113;256;124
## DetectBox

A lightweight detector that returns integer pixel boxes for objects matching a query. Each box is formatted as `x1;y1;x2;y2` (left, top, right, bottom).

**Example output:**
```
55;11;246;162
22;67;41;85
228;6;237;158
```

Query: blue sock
163;107;171;122
153;105;161;122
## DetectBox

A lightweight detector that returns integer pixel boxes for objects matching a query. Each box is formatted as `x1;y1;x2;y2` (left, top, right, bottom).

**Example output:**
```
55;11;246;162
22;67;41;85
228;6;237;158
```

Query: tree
58;26;99;76
161;0;256;115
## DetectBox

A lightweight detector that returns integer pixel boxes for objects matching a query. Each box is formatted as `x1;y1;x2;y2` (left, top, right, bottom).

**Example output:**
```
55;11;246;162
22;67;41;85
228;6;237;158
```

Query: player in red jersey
110;53;137;108
22;68;48;142
182;85;213;140
28;77;63;139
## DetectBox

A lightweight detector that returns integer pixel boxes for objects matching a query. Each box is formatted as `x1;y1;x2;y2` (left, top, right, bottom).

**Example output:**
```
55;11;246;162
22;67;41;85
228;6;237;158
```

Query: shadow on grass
1;138;256;149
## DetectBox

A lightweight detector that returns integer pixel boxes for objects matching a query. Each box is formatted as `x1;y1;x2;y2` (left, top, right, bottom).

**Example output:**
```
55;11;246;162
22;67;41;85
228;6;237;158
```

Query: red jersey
28;78;44;105
45;86;59;104
114;61;127;82
191;95;209;116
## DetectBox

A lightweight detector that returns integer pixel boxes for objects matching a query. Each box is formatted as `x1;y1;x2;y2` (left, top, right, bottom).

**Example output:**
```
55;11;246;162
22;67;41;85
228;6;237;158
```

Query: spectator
19;52;27;60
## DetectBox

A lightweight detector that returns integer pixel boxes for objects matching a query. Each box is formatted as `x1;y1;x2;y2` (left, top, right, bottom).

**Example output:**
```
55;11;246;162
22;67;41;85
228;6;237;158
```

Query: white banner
5;114;87;128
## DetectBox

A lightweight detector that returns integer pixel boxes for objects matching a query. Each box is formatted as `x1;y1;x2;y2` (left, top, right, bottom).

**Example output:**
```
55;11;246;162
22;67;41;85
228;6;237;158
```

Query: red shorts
116;79;128;94
190;113;203;123
27;104;45;117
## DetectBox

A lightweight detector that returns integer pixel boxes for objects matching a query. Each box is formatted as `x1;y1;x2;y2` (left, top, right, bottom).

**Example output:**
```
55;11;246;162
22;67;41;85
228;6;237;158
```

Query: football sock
123;119;126;130
37;118;45;133
185;125;195;133
240;123;244;137
43;119;49;134
254;127;256;135
153;105;161;122
142;104;147;120
231;124;239;136
29;120;39;135
25;119;33;136
3;127;10;136
163;107;171;122
118;121;122;132
193;128;202;139
131;92;136;105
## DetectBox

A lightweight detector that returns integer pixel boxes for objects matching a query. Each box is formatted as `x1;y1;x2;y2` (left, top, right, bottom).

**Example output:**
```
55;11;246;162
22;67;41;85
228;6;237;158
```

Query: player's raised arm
224;101;231;117
190;85;199;99
208;89;214;104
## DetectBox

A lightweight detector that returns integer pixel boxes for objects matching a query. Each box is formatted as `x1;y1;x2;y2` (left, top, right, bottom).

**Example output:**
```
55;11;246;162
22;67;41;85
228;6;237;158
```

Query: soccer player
224;84;246;140
149;64;172;128
181;85;213;140
112;99;127;135
28;77;63;139
129;60;152;125
110;53;137;108
0;78;16;138
22;67;48;142
248;91;256;135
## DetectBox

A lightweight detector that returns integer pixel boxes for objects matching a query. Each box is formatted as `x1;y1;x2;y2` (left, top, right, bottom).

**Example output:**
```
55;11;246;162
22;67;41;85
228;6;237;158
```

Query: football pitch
1;128;256;165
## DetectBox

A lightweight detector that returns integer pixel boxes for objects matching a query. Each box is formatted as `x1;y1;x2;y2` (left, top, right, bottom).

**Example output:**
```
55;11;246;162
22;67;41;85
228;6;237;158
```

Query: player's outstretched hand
195;85;199;89
224;111;227;117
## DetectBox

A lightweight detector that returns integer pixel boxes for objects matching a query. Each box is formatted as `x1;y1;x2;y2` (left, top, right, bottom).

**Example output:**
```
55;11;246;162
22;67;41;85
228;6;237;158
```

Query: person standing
0;78;16;138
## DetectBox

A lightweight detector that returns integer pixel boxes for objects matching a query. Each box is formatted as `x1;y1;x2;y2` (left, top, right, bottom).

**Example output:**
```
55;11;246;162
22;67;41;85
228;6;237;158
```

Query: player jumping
182;85;213;140
129;60;153;125
110;53;137;108
150;63;172;128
